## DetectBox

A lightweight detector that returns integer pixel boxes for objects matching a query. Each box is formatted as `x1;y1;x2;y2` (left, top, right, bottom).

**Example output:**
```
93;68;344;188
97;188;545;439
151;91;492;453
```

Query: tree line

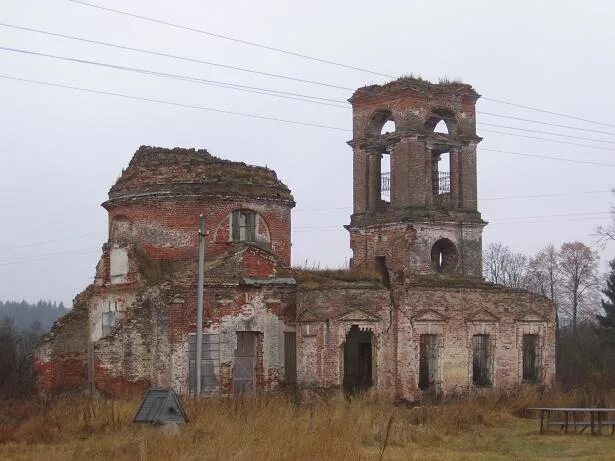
483;239;615;387
0;300;69;399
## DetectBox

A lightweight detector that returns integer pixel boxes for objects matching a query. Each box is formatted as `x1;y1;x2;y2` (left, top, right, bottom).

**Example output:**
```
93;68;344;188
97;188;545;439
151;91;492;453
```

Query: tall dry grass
1;386;614;460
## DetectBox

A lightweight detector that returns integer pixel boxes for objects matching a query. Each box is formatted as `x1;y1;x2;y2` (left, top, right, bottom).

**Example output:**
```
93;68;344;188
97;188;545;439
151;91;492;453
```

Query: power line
0;233;103;251
0;22;356;91
480;122;615;145
63;3;615;130
5;23;615;139
6;72;615;162
481;97;615;129
295;189;613;212
477;111;615;137
0;247;100;266
490;211;611;221
8;45;615;149
0;74;351;132
0;46;349;108
293;211;612;230
480;129;615;152
66;0;394;78
7;45;615;147
481;189;612;201
480;148;615;167
488;215;610;226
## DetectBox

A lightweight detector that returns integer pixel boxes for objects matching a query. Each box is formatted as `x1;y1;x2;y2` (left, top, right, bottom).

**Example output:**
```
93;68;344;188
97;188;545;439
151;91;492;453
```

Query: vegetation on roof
405;273;500;289
108;146;294;203
279;267;383;289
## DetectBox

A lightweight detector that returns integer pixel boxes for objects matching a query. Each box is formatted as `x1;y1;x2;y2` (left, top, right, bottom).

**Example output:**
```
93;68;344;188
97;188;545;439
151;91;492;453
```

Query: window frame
472;333;493;387
231;210;257;243
522;334;540;383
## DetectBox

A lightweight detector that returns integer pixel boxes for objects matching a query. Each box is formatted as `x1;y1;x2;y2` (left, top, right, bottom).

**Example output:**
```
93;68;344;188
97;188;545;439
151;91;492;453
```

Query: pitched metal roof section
133;388;188;424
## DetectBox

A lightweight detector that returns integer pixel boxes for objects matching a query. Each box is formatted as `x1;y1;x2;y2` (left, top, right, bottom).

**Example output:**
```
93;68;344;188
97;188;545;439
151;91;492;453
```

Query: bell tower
346;77;486;278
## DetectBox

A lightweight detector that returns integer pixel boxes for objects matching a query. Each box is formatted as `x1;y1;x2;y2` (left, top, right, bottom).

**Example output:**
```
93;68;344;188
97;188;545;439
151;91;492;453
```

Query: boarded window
188;333;220;395
284;332;297;384
522;334;539;383
102;311;118;337
419;334;438;390
472;334;493;386
110;247;129;284
233;332;257;393
232;210;256;242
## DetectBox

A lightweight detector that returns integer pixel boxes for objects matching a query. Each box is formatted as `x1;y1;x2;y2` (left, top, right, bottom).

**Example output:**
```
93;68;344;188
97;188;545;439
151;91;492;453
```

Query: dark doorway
233;331;257;393
343;325;373;392
522;334;539;383
419;334;438;390
284;332;297;384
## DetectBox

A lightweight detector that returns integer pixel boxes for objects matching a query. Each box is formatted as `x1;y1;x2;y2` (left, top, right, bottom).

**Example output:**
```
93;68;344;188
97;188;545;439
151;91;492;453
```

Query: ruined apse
36;77;556;400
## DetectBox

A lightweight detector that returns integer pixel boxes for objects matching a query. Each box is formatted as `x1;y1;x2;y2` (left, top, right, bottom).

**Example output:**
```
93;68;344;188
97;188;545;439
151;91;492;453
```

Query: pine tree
597;259;615;344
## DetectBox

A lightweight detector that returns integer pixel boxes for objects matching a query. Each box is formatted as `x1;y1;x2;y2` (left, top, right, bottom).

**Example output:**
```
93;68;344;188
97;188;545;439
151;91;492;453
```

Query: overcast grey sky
1;0;615;306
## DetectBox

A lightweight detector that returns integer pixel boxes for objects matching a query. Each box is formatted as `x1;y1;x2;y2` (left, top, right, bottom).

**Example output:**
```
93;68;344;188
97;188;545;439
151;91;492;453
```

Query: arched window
434;120;449;134
430;238;459;272
424;109;458;135
366;110;395;137
381;120;396;135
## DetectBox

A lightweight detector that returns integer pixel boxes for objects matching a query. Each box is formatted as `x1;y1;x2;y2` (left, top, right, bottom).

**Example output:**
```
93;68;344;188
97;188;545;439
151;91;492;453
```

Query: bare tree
483;242;508;284
526;244;559;302
483;242;528;288
557;242;600;332
596;193;615;247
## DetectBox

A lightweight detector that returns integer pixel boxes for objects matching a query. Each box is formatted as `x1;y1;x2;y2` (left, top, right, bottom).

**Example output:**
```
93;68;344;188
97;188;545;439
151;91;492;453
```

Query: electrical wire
480;129;615;152
477;111;615;137
0;46;349;108
480;148;615;167
481;97;615;129
0;233;103;251
3;23;615;137
66;0;394;78
0;22;356;92
0;74;351;132
0;247;100;266
6;73;615;165
63;2;615;129
480;122;615;145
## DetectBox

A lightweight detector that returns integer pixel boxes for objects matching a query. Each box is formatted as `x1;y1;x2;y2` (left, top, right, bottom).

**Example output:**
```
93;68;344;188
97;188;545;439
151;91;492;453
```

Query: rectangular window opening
188;333;221;395
232;210;256;242
284;332;297;384
419;334;438;390
522;334;539;383
101;311;117;337
472;334;492;387
380;154;391;201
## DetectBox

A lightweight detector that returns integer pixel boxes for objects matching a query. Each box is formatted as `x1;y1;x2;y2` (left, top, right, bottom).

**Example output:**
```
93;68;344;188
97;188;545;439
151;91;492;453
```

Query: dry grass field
1;388;614;461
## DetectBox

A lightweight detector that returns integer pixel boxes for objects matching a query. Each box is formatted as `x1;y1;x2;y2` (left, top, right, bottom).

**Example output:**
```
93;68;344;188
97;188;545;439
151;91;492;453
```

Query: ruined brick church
36;77;556;400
